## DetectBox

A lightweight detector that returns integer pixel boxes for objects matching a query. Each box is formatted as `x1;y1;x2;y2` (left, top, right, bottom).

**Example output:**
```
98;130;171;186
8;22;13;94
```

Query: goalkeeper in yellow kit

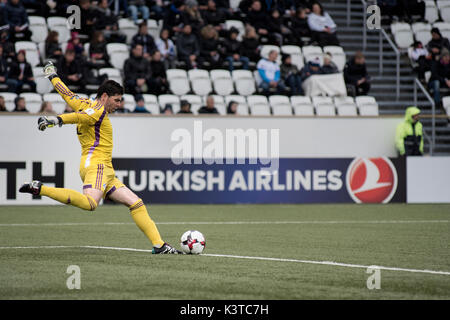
19;62;182;254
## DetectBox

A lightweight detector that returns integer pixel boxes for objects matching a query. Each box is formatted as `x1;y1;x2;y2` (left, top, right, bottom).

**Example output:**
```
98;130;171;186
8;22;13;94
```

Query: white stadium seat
118;18;138;44
355;95;377;107
315;104;336;116
323;46;346;71
391;22;414;48
412;22;432;45
15;41;40;67
106;43;130;70
290;96;312;107
247;95;269;107
33;67;53;94
236;104;249;115
210;69;234;96
281;45;304;69
437;0;450;22
188;69;212;96
232;70;256;96
293;104;315;116
358;103;379;116
334;96;355;106
166;69;190;96
99;68;123;85
337;104;358;116
250;104;271;116
2;93;17;111
272;104;293;116
269;95;290;108
302;46;324;65
29;16;48;43
20;93;42;113
146;19;160;40
142;94;160;114
425;0;439;23
47;16;71;43
181;94;202;113
158;94;180;113
312;96;333;107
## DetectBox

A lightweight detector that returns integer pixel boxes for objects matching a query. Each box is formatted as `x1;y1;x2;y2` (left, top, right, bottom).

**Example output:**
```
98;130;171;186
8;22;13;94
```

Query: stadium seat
272;104;293;116
293;104;315;116
236;104;249;115
20;93;42;113
412;22;432;45
122;93;135;110
281;45;304;70
225;95;248;115
336;104;358;116
106;43;130;70
188;69;212;96
269;95;290;108
52;102;67;114
215;104;226;115
181;94;202;113
232;70;256;96
302;46;324;65
247;95;269;107
437;0;450;22
225;20;245;40
323;46;346;71
250;104;271;116
315;104;336;116
15;41;40;68
47;16;71;43
432;22;450;39
312;96;333;107
355;95;377;107
142;94;160;114
43;93;65;103
33;67;53;95
2;93;18;111
29;16;48;43
358;103;379;116
442;96;450;108
333;96;355;106
390;22;414;49
425;0;439;23
146;19;160;40
166;69;190;96
290;95;312;107
158;94;180;113
99;68;123;85
210;69;234;96
118;18;138;45
203;94;225;109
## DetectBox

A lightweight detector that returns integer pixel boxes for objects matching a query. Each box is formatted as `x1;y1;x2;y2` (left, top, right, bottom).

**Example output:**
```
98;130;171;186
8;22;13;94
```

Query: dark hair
312;1;324;15
96;80;124;99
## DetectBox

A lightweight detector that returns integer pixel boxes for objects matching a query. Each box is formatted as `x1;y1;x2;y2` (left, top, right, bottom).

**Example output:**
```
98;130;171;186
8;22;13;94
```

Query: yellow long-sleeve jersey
51;77;113;168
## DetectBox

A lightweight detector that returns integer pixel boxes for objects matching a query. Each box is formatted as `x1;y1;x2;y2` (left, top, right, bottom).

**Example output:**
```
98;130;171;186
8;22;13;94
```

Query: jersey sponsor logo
346;157;397;203
85;108;95;115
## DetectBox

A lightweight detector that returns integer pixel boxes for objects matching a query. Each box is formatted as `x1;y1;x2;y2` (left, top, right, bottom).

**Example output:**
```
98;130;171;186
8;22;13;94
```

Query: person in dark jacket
201;0;227;37
395;106;423;156
198;95;219;114
4;0;32;41
0;45;9;88
89;30;110;68
227;100;238;114
281;54;303;95
13;96;28;112
266;9;291;46
150;51;168;94
7;50;36;93
163;0;188;35
300;59;322;81
321;53;339;74
241;25;261;63
428;49;450;107
56;49;85;90
133;94;151;113
45;31;62;61
131;22;158;61
426;28;450;60
223;27;249;71
79;0;97;37
344;51;371;96
199;25;222;69
176;24;201;69
94;0;126;43
124;44;156;94
178;99;193;114
288;6;311;46
247;1;270;39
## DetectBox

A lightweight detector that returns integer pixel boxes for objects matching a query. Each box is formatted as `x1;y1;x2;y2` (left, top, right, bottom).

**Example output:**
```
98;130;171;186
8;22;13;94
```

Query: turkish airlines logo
346;157;397;203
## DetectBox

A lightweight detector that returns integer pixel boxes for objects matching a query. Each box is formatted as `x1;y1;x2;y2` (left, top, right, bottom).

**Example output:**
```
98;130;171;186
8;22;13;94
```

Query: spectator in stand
13;96;28;112
223;27;249;72
227;100;238;114
300;59;322;81
198;95;219;114
281;54;303;95
257;50;286;95
115;98;131;113
185;0;204;36
241;25;261;63
39;101;56;114
288;6;311;46
395;106;423;156
156;29;176;69
377;0;400;24
128;1;150;24
163;0;188;35
56;49;85;91
428;49;450;107
66;32;86;60
147;0;165;20
247;1;270;41
0;96;7;112
201;0;226;37
5;0;32;41
162;103;174;114
150;51;168;94
266;8;291;46
176;24;201;69
344;51;371;96
178;99;193;114
426;28;450;60
410;41;431;82
124;44;155;94
132;22;158;60
308;1;339;46
397;0;425;23
133;94;151;113
0;29;15;63
79;0;97;37
21;0;52;18
7;50;36;94
321;53;339;74
94;0;127;43
45;31;62;61
0;45;9;88
199;24;222;69
89;31;110;68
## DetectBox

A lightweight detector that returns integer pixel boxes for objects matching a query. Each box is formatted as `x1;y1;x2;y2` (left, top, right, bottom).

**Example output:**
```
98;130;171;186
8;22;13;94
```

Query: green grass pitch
0;204;449;300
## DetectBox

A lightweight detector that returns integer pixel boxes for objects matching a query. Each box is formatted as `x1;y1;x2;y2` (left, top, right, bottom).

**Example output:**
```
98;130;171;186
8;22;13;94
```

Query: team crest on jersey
85;108;95;115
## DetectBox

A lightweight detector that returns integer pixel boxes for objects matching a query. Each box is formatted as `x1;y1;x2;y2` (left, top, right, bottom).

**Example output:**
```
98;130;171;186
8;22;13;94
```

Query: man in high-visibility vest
395;106;424;156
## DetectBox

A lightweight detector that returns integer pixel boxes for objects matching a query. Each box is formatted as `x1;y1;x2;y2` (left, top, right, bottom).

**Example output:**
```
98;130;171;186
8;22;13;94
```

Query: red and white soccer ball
180;230;206;254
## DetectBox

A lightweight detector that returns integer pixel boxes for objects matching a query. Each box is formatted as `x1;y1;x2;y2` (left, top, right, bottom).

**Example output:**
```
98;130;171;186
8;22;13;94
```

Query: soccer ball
180;230;206;254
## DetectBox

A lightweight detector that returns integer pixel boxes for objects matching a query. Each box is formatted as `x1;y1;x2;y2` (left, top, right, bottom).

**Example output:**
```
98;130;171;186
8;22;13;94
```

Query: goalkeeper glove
38;116;62;131
43;61;57;79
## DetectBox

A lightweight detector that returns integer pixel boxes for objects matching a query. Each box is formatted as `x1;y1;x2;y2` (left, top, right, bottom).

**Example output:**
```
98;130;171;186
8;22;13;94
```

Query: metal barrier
413;78;436;155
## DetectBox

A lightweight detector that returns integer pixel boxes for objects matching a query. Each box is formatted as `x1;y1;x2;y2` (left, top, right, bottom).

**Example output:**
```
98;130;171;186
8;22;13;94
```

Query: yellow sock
40;185;97;211
129;199;164;247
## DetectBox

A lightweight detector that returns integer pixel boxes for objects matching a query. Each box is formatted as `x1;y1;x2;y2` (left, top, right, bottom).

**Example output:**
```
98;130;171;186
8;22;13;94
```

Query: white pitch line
0;245;449;276
0;220;448;227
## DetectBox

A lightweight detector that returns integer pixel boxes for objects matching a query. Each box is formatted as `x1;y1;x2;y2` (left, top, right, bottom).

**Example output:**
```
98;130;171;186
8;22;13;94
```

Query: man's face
269;51;278;62
206;97;214;108
251;1;261;11
17;99;25;109
65;52;75;63
133;45;143;57
184;25;192;34
104;94;122;113
412;114;420;123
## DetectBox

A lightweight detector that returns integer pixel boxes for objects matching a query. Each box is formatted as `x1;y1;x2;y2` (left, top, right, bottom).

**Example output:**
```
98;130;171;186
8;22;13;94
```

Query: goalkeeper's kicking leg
19;182;182;254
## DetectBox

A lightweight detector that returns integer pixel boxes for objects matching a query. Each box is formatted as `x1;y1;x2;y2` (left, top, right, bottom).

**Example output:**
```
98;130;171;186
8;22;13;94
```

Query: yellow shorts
80;163;125;199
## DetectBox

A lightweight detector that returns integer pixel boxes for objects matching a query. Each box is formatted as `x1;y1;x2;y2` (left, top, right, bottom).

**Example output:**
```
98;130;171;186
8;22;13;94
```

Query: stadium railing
413;77;436;154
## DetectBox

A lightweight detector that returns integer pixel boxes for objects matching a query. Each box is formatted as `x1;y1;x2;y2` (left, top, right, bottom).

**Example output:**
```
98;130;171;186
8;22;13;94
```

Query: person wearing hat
300;58;322;82
7;49;36;94
178;100;193;114
428;48;450;107
133;94;150;113
395;106;423;156
281;54;303;95
321;52;339;74
223;27;249;72
426;28;450;60
162;103;174;115
343;51;371;96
